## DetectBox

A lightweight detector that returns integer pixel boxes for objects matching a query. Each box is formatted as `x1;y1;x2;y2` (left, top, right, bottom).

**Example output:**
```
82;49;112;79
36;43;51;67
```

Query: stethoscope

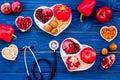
20;40;59;80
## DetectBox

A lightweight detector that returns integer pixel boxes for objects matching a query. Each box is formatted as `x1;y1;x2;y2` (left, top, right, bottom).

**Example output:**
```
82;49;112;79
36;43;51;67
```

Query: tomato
54;4;71;21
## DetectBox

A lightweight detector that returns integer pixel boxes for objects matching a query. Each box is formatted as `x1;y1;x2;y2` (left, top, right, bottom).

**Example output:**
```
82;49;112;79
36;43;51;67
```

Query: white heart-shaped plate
33;4;72;36
60;37;96;72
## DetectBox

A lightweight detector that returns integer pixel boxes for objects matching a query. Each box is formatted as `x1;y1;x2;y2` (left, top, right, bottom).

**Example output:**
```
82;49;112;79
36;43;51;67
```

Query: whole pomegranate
11;0;23;13
62;39;75;54
1;2;11;15
42;8;53;19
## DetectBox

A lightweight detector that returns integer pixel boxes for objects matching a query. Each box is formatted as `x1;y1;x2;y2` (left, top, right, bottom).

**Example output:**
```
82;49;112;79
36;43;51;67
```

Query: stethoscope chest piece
49;40;59;51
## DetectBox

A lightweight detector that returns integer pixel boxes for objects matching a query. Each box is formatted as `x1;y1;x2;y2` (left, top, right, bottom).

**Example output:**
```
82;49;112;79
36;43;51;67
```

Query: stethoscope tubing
50;51;56;80
23;46;57;80
32;50;57;80
23;46;42;80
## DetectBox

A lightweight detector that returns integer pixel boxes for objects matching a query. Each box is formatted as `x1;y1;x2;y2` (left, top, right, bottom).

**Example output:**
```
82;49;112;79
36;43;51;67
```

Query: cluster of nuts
101;43;117;55
44;17;70;35
44;18;58;34
101;27;117;40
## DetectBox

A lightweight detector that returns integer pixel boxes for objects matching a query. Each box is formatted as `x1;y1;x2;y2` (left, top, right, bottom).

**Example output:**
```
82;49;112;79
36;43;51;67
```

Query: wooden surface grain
0;0;120;80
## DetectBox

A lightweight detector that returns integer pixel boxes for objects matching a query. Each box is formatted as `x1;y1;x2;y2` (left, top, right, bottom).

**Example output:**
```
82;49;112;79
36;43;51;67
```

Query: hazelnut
50;20;58;28
109;43;117;51
51;28;58;34
44;25;52;32
101;48;108;55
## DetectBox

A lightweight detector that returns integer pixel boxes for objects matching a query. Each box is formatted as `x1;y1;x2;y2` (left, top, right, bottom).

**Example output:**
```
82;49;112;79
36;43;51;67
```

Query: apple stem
80;13;84;22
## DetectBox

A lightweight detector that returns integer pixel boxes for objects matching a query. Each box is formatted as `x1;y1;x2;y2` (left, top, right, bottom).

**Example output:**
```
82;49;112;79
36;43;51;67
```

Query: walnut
109;43;117;51
101;48;108;55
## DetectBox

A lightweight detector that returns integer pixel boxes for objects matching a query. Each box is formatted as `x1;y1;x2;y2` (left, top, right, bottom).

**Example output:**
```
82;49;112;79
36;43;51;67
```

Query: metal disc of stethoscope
49;40;59;51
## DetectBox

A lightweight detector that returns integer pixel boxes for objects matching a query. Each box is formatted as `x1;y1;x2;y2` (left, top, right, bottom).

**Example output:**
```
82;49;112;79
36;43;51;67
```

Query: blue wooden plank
0;73;120;80
0;0;119;11
0;33;116;50
0;11;120;32
0;32;120;51
0;53;119;73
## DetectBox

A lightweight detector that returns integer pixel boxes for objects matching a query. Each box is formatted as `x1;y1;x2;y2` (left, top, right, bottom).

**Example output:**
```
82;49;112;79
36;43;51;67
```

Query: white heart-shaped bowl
33;4;72;36
60;38;96;72
100;26;118;42
1;44;18;61
15;16;33;32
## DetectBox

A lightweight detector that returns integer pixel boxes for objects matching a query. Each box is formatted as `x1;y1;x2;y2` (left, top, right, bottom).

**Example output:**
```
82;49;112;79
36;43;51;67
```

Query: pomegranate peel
101;54;116;69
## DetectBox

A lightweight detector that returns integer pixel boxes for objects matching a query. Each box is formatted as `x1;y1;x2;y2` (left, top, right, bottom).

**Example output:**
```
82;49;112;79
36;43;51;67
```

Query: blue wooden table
0;0;120;80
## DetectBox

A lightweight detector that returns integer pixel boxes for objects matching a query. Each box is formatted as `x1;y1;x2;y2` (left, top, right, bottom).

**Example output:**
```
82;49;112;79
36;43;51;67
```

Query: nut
44;25;52;32
101;48;108;55
51;28;58;34
109;43;117;51
50;20;58;28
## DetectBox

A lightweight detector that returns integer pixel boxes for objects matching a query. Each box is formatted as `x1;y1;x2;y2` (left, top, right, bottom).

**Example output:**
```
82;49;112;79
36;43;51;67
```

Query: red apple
80;47;96;64
96;6;112;23
66;56;80;70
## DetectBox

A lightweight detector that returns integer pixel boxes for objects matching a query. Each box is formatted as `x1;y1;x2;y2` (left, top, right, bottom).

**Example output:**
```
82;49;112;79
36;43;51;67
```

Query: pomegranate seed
16;16;32;31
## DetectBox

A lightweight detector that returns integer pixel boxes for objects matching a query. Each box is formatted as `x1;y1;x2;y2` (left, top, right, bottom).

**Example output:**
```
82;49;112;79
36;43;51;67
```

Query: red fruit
96;6;112;23
66;56;80;70
1;3;11;15
80;47;96;64
11;1;23;13
62;39;75;54
73;43;80;53
101;54;116;69
35;8;50;23
16;16;32;32
42;8;53;19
